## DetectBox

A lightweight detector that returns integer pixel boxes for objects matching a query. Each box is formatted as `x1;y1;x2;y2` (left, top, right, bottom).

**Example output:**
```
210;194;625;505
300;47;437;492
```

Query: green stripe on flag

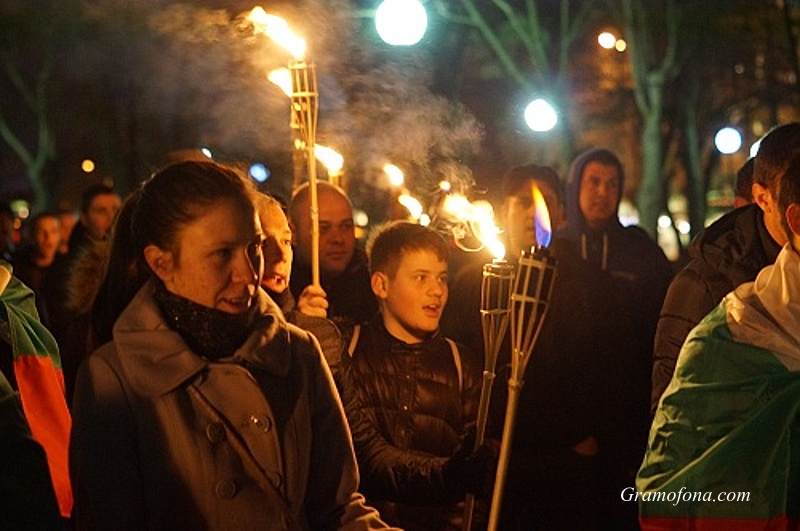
638;302;800;524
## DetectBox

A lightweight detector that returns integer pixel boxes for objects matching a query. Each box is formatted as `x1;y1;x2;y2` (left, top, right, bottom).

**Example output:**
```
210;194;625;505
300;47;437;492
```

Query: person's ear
144;244;174;283
371;271;389;299
752;182;774;214
785;203;800;240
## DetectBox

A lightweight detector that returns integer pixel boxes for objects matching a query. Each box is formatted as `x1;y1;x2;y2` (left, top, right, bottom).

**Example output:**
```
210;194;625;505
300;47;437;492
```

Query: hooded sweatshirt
563;148;674;479
563;148;672;353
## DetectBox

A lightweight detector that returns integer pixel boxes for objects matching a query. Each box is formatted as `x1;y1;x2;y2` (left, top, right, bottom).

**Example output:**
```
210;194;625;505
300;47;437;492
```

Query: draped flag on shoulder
0;262;73;518
637;246;800;531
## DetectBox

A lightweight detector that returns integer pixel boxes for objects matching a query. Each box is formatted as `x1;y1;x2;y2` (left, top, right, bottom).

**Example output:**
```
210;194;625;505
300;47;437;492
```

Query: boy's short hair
754;123;800;194
778;153;800;236
735;157;755;202
368;221;449;278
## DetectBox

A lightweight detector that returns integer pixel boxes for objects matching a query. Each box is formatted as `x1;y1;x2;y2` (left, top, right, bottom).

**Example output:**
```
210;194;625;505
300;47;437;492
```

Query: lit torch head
248;7;306;60
508;187;557;375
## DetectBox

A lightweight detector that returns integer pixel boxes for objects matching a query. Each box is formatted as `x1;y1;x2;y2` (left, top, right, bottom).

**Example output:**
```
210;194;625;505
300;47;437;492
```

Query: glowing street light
524;98;557;132
598;31;626;52
715;127;742;154
598;32;616;49
375;0;427;46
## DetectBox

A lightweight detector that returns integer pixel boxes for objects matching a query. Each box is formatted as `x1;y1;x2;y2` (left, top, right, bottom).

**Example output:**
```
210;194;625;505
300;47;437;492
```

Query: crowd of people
1;123;799;530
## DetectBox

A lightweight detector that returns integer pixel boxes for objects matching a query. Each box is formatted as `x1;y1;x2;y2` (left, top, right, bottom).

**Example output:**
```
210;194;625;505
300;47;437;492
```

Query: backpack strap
346;324;361;357
445;338;462;394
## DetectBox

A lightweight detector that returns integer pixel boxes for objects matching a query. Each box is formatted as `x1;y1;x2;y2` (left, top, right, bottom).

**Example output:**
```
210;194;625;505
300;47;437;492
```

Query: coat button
249;414;272;433
215;479;237;499
270;472;283;489
205;423;226;443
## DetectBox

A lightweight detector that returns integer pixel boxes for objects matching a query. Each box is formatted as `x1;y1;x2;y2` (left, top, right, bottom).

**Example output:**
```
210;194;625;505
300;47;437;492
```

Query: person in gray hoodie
563;147;673;531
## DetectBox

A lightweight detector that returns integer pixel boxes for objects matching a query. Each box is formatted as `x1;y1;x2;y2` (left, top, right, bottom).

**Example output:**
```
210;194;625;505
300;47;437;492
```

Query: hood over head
565;147;625;236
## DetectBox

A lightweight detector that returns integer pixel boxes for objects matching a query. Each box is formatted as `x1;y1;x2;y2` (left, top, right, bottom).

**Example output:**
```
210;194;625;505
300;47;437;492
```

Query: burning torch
462;254;514;530
250;7;321;286
486;185;557;531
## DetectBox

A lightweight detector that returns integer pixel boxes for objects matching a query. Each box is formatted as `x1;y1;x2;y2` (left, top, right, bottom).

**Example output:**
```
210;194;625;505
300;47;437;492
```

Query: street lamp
714;127;742;154
524;98;557;132
375;0;427;46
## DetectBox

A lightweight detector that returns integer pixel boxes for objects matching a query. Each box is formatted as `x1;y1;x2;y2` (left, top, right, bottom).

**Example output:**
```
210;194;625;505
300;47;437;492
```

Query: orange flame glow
383;164;405;187
315;144;344;174
267;68;292;96
442;194;506;259
248;7;306;60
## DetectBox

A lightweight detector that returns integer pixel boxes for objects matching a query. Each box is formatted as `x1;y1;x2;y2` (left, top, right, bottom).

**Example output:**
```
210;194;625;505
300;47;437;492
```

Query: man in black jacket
651;123;800;411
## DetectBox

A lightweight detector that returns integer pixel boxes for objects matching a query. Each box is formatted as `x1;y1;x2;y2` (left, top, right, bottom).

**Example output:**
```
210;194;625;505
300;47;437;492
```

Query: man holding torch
289;181;377;339
443;165;623;529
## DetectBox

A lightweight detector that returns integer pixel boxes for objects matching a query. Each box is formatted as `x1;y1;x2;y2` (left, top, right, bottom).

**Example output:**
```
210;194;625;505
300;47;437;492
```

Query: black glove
442;424;497;499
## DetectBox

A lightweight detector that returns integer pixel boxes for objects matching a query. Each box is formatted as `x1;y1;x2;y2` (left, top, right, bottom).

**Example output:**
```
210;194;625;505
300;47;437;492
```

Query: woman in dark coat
69;161;390;530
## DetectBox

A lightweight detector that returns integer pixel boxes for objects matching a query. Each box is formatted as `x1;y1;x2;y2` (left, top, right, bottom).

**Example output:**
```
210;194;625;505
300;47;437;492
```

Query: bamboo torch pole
290;61;320;286
463;259;514;530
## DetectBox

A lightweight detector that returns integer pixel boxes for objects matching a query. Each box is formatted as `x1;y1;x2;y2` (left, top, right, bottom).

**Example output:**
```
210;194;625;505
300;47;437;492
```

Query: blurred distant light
81;159;95;173
249;163;270;183
658;215;672;229
201;147;213;158
375;0;427;46
677;220;691;234
10;200;29;220
524;98;558;132
750;138;762;158
715;127;742;154
615;39;627;52
598;32;616;49
438;180;452;193
353;209;369;227
419;213;431;226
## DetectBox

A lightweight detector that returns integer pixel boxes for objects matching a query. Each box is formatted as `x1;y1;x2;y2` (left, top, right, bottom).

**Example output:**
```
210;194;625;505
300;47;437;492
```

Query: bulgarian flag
0;262;73;518
637;245;800;531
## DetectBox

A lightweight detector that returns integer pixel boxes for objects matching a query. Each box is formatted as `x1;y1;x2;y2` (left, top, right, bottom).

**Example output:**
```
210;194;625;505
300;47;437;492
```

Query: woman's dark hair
90;160;256;346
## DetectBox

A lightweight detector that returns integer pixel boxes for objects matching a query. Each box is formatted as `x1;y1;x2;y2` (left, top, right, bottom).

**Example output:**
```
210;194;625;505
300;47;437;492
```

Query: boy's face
372;249;448;344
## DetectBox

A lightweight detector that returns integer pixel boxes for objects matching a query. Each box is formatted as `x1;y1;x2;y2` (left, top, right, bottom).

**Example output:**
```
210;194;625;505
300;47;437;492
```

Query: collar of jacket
112;280;293;397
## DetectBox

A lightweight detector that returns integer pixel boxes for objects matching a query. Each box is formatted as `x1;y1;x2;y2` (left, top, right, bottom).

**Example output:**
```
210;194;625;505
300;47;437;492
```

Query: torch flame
268;68;292;96
315;144;344;174
532;185;552;249
248;7;306;60
398;193;424;220
442;194;506;260
383;163;405;187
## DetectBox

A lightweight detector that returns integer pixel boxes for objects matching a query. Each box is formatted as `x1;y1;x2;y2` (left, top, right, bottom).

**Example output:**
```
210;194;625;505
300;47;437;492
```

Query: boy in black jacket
339;221;494;530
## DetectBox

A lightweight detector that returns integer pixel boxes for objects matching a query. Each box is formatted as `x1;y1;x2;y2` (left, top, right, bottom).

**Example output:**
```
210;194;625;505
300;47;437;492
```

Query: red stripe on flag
14;354;73;518
641;515;798;531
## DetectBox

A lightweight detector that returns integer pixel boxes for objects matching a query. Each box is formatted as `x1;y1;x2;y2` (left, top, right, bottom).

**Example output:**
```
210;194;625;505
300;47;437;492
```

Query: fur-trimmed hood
65;239;109;315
